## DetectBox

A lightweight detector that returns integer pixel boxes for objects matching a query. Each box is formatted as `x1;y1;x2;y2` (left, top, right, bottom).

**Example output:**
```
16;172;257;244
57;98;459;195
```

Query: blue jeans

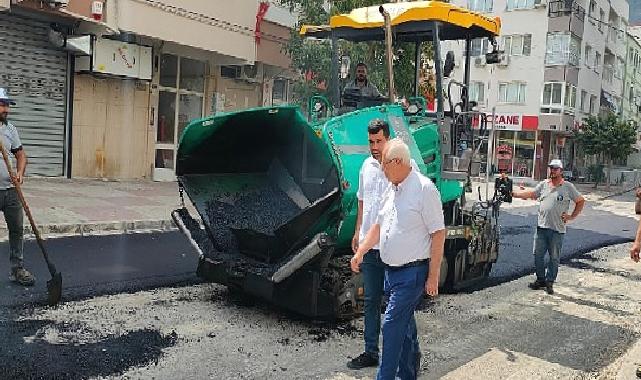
534;227;564;283
362;249;385;355
377;262;429;380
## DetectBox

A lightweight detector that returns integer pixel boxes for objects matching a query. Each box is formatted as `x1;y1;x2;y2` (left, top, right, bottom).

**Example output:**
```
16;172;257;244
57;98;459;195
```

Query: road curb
0;219;178;241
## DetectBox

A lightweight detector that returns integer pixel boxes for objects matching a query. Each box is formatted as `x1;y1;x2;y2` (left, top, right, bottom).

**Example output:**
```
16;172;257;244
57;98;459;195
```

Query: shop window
545;33;580;66
468;0;493;13
498;82;527;103
502;34;532;56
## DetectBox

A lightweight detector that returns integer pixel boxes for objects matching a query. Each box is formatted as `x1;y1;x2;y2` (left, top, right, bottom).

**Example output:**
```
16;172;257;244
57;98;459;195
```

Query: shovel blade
47;272;62;306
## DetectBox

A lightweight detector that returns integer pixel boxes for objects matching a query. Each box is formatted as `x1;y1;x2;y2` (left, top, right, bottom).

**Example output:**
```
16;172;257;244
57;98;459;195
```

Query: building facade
447;0;630;180
1;0;295;181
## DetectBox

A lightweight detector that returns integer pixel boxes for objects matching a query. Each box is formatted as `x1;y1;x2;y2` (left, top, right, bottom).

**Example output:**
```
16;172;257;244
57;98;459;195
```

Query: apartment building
624;27;641;167
1;1;295;181
447;0;629;180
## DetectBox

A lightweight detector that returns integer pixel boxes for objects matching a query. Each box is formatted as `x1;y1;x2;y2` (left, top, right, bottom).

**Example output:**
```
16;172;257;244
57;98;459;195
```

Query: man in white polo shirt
351;138;446;380
347;119;392;370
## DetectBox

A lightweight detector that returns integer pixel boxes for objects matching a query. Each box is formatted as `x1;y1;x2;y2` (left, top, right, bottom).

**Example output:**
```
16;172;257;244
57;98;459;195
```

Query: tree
279;0;435;106
573;113;637;190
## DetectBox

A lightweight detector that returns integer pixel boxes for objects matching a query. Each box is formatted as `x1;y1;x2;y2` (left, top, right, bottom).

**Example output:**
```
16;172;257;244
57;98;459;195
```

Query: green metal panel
176;104;462;255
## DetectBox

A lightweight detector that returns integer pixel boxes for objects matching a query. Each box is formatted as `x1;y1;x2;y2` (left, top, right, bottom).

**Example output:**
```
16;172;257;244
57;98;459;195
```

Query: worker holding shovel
0;88;33;287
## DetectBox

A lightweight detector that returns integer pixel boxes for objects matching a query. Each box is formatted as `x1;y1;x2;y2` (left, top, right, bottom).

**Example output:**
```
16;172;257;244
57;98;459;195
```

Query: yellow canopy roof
300;1;501;41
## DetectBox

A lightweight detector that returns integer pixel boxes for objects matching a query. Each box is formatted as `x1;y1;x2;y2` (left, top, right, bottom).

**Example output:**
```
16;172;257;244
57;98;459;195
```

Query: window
467;38;491;56
272;79;289;104
468;0;493;12
541;82;563;113
545;33;581;66
599;9;605;32
502;34;532;56
589;0;596;16
584;45;592;67
589;94;597;114
594;51;601;72
506;0;535;10
580;90;587;111
630;87;635;105
564;83;577;109
541;82;576;114
221;65;241;79
469;81;485;104
615;58;624;79
498;82;527;103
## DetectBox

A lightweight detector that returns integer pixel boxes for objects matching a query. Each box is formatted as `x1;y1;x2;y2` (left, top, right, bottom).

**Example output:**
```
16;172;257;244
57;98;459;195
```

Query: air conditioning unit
474;57;486;67
240;64;262;83
497;54;510;67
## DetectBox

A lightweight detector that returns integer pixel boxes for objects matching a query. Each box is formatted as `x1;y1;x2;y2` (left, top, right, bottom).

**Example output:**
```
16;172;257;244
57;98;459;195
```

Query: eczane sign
490;113;522;130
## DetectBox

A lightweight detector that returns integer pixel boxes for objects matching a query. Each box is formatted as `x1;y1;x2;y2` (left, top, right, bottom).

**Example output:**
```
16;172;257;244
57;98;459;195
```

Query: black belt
386;259;429;270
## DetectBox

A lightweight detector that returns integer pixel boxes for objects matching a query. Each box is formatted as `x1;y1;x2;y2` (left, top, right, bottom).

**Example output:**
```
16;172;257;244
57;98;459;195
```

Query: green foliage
279;0;434;103
573;113;637;163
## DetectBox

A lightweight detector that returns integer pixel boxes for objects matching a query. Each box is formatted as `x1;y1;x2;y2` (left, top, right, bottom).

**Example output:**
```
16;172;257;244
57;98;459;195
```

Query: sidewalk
1;177;636;241
0;178;189;240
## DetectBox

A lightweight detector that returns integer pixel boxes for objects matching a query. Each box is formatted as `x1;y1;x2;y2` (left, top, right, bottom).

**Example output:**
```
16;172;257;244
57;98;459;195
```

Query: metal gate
0;12;68;176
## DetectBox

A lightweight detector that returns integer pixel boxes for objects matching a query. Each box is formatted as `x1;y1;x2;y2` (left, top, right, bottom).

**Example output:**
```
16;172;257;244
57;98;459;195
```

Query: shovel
0;141;62;305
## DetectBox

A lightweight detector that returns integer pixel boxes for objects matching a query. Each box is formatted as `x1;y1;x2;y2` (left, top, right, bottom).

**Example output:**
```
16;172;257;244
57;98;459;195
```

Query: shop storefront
154;53;208;181
0;12;70;176
482;113;543;179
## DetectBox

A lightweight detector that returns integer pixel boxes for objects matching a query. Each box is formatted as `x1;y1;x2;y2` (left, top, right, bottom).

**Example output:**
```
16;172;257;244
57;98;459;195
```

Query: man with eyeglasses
351;138;445;380
512;159;585;295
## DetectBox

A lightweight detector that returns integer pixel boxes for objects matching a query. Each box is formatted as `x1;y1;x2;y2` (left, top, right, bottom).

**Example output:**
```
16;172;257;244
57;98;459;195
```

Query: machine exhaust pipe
379;5;395;103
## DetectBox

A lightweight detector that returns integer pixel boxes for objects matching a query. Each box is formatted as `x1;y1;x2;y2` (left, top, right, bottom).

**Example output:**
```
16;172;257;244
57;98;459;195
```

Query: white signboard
92;38;152;80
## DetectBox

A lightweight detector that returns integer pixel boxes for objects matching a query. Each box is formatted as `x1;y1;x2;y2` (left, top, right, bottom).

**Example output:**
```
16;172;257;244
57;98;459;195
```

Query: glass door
154;54;206;181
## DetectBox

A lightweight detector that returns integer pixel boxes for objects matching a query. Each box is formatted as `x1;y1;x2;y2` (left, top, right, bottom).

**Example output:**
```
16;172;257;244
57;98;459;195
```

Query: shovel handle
0;141;56;275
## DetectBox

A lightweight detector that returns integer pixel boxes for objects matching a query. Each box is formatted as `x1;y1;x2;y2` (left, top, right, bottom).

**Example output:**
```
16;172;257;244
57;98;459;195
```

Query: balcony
548;0;585;35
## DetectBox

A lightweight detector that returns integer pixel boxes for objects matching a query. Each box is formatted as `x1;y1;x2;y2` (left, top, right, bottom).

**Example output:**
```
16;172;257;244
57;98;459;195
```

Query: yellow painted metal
300;1;500;38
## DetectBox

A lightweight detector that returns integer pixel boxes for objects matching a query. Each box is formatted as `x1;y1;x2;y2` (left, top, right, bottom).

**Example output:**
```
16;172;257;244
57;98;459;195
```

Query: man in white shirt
347;119;392;370
351;139;446;380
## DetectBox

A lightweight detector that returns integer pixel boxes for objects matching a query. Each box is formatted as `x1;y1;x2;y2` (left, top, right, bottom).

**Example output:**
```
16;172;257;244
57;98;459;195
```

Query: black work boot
545;282;554;295
10;267;35;287
347;352;378;370
528;279;545;290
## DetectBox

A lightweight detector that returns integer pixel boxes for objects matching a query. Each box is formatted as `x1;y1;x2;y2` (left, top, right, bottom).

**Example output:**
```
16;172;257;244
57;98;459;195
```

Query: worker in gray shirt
512;159;585;295
0;88;33;286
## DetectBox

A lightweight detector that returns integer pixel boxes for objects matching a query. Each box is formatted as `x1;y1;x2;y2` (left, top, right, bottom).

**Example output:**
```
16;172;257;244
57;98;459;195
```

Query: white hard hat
548;159;563;169
0;88;15;106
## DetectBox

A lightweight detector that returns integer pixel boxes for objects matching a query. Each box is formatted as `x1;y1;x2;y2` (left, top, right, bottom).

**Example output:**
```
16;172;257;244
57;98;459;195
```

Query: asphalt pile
205;184;301;254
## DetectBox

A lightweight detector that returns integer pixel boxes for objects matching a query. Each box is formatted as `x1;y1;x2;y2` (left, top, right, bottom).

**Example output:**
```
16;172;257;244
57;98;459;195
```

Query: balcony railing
548;0;585;19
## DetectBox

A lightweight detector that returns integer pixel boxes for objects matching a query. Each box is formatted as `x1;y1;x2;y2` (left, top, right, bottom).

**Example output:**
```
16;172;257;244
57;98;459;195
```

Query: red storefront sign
473;113;539;131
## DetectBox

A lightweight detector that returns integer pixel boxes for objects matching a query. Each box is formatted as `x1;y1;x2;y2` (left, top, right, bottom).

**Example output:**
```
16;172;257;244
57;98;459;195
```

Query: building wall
116;0;258;63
